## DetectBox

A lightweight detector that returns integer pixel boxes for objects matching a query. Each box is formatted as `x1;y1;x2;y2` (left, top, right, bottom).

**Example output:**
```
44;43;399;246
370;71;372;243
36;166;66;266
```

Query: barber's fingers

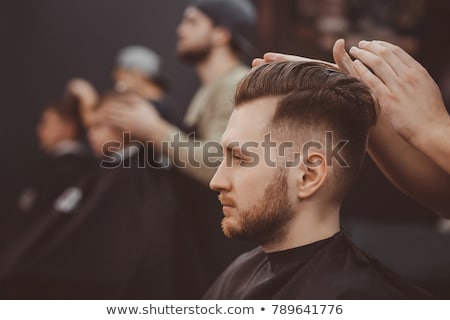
332;39;357;77
349;46;400;90
252;58;266;68
360;40;418;69
264;52;338;69
357;41;412;80
100;105;129;123
353;59;391;100
251;53;297;68
102;110;134;131
263;52;305;63
112;92;145;106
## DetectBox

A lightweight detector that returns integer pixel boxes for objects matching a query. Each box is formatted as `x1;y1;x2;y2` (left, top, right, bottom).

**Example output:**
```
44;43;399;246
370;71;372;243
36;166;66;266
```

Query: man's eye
216;156;224;164
232;153;243;160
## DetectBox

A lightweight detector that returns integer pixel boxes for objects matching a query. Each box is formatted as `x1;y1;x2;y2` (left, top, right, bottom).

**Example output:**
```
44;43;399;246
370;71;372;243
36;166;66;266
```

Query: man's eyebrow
227;145;246;157
221;142;242;154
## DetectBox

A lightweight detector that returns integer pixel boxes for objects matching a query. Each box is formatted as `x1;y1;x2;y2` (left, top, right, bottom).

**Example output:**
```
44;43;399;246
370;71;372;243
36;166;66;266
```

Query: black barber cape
0;146;175;299
203;231;432;299
15;142;93;220
0;142;94;261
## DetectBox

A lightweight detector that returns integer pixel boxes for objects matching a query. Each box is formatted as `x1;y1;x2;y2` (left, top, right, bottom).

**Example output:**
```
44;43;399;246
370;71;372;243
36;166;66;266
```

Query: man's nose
209;162;230;192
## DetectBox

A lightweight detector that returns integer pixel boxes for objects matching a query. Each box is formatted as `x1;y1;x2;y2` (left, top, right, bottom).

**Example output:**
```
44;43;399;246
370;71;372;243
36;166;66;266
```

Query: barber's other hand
101;94;162;140
252;52;337;68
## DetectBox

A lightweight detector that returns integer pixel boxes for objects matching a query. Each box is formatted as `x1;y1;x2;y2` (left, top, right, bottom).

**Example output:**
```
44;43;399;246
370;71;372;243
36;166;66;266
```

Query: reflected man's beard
222;168;294;246
177;44;212;65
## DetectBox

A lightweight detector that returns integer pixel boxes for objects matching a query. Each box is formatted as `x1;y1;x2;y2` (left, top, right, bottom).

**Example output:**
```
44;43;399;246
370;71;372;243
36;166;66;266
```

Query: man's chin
221;219;252;241
176;48;210;65
221;219;239;239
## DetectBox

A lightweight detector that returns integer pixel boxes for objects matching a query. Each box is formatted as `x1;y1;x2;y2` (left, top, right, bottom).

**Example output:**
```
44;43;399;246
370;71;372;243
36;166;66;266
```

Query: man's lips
218;194;236;207
221;204;235;216
221;203;235;208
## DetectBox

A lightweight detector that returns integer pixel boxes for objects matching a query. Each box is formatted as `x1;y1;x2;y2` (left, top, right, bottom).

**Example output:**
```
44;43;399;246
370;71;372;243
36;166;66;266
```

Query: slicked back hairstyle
234;61;378;200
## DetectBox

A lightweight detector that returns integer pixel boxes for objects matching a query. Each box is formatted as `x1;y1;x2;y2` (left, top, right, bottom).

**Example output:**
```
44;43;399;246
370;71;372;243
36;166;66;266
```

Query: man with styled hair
204;61;430;299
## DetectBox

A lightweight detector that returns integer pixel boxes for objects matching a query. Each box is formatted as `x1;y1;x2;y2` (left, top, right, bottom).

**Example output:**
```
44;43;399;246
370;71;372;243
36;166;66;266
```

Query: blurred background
1;0;449;298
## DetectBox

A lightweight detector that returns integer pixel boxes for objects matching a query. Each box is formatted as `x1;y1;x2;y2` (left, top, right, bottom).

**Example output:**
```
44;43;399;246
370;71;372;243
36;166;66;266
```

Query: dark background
1;0;449;297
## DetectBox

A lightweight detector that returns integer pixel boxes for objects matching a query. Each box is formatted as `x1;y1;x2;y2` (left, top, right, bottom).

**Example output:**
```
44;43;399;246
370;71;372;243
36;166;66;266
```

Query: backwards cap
191;0;258;56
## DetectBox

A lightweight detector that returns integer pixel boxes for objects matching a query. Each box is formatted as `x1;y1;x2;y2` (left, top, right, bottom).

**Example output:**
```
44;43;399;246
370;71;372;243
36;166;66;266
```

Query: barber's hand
348;40;449;143
101;94;163;141
65;78;98;106
252;52;305;67
252;39;358;76
332;39;358;77
65;78;99;126
252;52;337;68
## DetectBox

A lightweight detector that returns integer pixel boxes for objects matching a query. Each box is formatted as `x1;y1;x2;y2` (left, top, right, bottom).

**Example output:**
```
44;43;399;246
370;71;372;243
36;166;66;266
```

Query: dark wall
1;0;198;217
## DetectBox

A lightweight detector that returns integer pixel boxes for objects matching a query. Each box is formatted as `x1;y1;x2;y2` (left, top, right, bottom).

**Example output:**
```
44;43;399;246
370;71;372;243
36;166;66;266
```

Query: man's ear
212;26;232;47
297;152;327;200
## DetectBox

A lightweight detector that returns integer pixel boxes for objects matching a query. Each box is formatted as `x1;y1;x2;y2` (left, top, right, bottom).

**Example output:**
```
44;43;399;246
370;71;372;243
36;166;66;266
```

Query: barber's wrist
148;119;179;144
410;116;450;154
433;117;450;144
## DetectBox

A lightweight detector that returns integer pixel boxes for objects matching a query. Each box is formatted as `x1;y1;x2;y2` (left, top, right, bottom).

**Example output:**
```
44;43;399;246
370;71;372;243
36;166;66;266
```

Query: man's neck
262;205;341;253
196;47;241;85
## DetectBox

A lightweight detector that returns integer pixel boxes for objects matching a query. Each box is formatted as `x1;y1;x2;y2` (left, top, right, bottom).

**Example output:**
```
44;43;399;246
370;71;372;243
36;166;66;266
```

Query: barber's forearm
409;117;450;174
142;119;177;148
163;128;219;186
368;116;450;217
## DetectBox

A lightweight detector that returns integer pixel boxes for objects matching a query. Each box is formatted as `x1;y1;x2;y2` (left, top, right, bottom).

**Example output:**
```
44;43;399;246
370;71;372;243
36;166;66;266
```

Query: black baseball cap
190;0;258;57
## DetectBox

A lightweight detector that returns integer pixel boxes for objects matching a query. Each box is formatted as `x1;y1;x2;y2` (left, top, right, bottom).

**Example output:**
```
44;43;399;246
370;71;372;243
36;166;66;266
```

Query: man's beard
177;44;212;65
221;168;295;246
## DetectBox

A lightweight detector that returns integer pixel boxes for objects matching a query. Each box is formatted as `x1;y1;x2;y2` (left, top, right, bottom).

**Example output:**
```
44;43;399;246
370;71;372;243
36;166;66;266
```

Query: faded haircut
234;61;378;200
